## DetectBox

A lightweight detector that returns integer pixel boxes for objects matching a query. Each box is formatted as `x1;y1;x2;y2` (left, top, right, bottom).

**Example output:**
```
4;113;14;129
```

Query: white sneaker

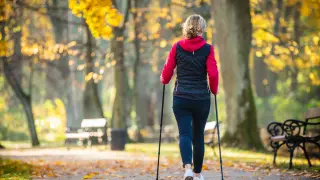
194;174;204;180
184;169;194;180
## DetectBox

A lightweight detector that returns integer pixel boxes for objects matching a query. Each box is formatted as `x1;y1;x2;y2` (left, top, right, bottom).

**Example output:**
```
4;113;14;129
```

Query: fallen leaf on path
202;164;208;170
83;172;99;179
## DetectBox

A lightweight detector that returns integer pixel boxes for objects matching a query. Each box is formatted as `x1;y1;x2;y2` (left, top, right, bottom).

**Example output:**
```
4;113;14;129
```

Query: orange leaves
32;162;59;178
0;40;8;57
0;0;5;7
3;150;320;180
301;1;312;17
202;164;209;170
69;0;123;39
84;72;103;83
83;172;100;179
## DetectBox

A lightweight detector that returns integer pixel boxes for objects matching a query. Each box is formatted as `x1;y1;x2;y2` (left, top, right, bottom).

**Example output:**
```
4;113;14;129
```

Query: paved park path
0;148;318;179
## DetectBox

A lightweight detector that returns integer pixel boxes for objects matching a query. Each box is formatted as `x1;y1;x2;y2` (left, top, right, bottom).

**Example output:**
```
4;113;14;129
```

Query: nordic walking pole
214;94;224;180
156;85;165;180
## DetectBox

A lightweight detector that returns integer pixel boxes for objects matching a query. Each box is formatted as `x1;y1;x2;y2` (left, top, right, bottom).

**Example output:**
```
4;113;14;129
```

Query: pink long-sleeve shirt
160;36;219;94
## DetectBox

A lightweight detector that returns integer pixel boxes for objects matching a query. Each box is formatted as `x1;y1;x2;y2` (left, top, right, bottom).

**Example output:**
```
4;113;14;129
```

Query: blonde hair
182;14;206;39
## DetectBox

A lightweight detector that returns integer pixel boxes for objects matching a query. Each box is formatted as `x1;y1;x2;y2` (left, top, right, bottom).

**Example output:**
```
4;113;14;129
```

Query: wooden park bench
267;108;320;169
65;118;107;150
168;121;218;146
204;121;218;147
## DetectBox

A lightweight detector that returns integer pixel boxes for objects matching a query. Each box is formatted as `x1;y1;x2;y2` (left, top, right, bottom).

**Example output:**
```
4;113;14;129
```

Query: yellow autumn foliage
253;29;279;43
69;0;123;39
251;0;320;86
252;15;271;29
310;72;320;85
0;41;7;56
20;8;56;60
264;55;286;72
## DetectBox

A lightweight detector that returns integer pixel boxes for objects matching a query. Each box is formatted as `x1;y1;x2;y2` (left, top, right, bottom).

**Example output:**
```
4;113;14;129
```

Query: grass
1;140;64;149
0;158;32;180
126;143;181;157
125;143;320;172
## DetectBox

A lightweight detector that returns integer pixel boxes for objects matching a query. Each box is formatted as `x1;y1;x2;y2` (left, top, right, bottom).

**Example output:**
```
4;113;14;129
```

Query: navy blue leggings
172;96;210;173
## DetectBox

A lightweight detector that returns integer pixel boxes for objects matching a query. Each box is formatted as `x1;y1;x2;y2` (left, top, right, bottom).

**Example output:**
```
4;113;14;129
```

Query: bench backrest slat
81;118;107;128
204;121;217;131
304;108;320;120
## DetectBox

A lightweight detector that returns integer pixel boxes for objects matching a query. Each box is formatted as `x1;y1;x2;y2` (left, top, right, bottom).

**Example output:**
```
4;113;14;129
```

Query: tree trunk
83;23;104;119
157;1;174;127
132;0;143;141
111;27;128;129
111;0;131;131
255;0;281;97
268;72;277;95
46;0;79;129
11;6;23;84
253;55;267;97
1;6;40;146
147;92;156;127
291;2;301;91
3;60;40;146
212;0;263;149
252;0;284;126
46;0;70;99
132;0;152;142
268;0;282;95
67;8;84;129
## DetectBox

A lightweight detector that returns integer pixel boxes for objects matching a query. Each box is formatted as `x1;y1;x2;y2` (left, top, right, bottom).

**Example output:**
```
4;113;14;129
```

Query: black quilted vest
173;43;211;100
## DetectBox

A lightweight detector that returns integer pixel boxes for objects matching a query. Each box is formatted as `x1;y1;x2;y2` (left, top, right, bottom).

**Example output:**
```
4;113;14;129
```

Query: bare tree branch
122;0;131;28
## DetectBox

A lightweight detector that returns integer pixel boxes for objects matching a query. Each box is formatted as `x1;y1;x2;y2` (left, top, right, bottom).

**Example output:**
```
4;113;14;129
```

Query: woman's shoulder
204;42;213;47
170;41;180;50
205;43;214;51
208;43;215;48
173;40;182;46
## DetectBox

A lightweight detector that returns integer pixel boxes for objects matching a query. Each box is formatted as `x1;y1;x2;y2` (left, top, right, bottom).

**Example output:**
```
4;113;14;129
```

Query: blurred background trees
0;0;319;149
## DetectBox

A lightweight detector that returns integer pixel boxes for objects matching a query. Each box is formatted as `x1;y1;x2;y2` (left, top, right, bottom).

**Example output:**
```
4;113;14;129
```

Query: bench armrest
267;122;284;137
282;119;303;136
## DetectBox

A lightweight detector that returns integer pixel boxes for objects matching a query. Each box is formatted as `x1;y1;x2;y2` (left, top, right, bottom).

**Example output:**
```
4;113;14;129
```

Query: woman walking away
160;14;219;180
